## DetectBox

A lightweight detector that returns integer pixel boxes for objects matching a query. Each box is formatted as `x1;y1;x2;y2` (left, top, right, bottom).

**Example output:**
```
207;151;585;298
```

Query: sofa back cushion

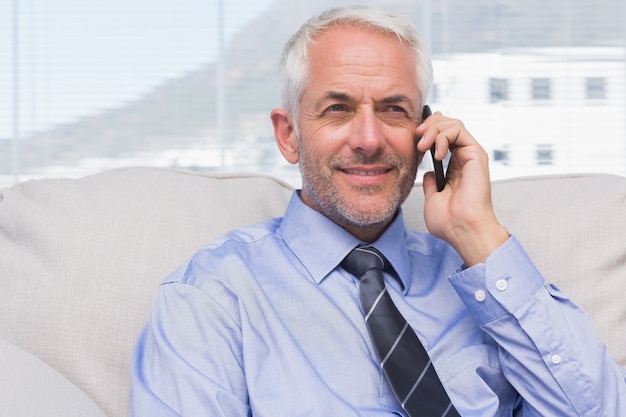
0;167;624;417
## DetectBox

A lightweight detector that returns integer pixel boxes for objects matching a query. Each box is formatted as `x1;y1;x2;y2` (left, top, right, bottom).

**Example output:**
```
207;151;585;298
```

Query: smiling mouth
342;168;391;176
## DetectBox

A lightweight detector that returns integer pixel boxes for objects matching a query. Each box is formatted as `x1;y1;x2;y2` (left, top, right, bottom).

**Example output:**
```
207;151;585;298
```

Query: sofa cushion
0;338;107;417
0;167;293;417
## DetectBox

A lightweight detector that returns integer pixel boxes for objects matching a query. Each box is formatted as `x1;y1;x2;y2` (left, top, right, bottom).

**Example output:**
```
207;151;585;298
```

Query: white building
431;47;626;179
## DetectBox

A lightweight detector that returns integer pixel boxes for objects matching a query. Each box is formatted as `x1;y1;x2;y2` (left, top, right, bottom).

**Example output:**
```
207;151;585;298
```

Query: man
130;6;626;416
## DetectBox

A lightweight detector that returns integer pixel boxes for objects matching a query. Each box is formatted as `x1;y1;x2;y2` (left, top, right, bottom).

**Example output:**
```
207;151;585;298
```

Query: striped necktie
341;247;460;417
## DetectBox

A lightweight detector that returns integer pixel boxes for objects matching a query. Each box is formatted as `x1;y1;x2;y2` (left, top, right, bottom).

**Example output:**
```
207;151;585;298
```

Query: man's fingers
417;114;470;158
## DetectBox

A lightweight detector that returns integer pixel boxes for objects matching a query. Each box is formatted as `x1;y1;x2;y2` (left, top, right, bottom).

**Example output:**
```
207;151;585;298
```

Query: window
586;77;606;100
489;78;509;103
430;83;440;104
536;144;554;166
493;147;510;165
531;78;551;101
2;2;625;187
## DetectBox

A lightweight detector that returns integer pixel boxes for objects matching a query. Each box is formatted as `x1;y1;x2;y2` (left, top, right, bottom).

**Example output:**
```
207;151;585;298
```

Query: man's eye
327;104;348;112
384;105;407;113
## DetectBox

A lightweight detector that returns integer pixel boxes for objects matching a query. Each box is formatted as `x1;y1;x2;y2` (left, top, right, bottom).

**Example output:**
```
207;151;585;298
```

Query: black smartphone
422;105;446;192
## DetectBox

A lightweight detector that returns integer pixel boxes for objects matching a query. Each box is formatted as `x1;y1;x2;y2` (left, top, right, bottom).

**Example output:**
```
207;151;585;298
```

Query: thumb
422;171;438;197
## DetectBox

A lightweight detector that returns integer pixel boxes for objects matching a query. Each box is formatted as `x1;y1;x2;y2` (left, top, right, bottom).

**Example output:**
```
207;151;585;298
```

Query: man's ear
271;109;299;164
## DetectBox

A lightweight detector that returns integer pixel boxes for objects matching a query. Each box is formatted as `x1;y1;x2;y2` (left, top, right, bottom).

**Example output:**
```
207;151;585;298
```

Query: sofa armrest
0;338;107;417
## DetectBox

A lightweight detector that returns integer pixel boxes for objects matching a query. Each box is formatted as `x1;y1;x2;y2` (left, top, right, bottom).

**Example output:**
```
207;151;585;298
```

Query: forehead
304;25;420;102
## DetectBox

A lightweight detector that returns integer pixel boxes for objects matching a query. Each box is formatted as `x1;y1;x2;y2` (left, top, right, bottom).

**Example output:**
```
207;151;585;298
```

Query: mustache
328;151;404;169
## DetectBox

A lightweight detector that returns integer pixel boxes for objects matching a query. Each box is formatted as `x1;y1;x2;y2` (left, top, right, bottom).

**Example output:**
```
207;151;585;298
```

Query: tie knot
341;247;385;278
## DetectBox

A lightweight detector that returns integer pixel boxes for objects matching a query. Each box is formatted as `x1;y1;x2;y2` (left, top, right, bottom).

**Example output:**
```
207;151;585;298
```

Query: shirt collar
278;191;412;293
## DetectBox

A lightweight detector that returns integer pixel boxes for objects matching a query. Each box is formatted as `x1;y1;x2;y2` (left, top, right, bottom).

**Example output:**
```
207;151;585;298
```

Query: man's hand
415;111;510;266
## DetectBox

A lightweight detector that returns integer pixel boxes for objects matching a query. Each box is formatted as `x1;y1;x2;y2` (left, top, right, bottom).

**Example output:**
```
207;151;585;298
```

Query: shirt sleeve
448;236;626;416
129;270;250;417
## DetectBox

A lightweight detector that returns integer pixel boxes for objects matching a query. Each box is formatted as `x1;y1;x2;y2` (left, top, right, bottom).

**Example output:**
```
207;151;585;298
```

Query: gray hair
279;6;433;133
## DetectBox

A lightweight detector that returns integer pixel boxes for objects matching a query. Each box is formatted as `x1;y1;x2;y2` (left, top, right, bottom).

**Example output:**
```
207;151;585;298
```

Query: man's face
294;26;423;239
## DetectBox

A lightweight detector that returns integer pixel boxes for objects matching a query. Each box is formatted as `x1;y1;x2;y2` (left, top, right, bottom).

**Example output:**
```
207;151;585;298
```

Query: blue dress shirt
130;191;626;416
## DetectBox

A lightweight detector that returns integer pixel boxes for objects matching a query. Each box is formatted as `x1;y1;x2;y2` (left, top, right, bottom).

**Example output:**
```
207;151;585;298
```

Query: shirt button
495;279;508;291
551;354;562;364
474;290;486;302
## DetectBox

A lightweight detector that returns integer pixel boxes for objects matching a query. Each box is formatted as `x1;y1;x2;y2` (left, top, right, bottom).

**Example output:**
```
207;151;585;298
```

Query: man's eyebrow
381;94;417;112
381;94;414;105
322;91;353;102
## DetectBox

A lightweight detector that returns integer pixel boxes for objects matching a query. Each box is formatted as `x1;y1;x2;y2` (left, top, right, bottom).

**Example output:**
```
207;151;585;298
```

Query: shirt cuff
448;235;546;325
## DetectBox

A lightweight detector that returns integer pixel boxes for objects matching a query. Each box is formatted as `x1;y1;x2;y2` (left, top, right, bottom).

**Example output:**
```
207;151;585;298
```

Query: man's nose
348;109;385;156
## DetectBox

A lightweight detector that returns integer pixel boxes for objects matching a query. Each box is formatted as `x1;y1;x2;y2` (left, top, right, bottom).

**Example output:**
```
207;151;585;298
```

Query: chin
339;197;398;228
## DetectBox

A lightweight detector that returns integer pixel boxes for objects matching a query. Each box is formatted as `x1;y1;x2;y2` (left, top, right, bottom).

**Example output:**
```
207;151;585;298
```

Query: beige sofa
0;167;624;417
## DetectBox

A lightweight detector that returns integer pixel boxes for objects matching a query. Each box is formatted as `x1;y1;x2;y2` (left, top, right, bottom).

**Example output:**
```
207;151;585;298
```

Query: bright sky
0;0;276;139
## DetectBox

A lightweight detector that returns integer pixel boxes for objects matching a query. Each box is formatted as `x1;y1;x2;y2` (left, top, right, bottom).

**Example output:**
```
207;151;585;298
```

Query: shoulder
164;217;283;287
